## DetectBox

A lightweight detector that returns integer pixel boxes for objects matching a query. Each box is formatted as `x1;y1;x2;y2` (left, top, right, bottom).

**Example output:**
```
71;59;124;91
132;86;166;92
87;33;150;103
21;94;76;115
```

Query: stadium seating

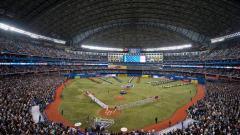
1;37;240;79
1;0;240;134
1;36;240;135
166;82;240;134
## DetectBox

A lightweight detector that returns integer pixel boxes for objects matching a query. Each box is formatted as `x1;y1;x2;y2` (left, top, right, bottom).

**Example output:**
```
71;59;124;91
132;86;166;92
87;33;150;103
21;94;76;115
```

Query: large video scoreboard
108;48;163;63
123;55;146;63
123;48;146;63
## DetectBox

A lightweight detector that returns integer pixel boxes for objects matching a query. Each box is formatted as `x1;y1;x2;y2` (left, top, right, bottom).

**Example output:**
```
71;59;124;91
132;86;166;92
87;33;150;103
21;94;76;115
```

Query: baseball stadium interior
0;0;240;135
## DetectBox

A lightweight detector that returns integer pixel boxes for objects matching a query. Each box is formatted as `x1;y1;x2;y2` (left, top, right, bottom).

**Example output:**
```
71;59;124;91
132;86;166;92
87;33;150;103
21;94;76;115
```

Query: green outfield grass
59;77;196;131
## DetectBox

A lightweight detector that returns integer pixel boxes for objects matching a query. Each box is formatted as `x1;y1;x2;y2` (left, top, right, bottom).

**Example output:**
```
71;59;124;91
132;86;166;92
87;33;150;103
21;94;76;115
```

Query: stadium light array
0;22;66;44
81;45;123;51
143;44;192;51
211;31;240;43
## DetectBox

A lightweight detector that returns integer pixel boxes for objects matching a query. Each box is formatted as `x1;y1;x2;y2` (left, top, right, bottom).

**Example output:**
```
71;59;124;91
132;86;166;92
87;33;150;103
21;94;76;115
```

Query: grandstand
0;1;240;134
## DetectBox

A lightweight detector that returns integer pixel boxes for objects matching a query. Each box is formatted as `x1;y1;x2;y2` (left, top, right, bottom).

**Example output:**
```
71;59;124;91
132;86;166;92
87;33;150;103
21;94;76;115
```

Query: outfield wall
63;72;205;84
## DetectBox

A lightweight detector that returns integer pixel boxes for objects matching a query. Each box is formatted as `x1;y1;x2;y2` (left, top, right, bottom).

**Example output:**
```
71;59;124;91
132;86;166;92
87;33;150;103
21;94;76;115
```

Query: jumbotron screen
123;55;146;63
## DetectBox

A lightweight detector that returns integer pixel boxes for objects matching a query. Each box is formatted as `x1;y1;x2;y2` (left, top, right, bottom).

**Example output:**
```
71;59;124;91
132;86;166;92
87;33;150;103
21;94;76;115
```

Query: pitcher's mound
115;95;125;101
99;108;121;118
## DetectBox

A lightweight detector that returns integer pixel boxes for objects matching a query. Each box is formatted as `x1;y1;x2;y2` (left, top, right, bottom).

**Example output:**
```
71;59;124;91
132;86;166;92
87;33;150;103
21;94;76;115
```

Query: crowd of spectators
162;68;240;78
1;65;239;78
1;74;239;134
0;37;107;60
166;82;240;134
0;65;109;75
1;34;240;134
164;44;240;61
0;72;239;134
1;37;240;62
0;66;60;74
0;74;158;134
0;75;74;134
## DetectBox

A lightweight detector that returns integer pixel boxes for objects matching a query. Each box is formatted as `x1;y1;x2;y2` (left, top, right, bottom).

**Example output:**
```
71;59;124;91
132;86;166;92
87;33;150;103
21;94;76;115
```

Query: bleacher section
1;37;240;79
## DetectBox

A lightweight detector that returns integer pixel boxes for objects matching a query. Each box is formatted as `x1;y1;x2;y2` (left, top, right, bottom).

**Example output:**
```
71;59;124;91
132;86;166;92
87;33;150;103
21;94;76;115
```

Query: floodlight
143;44;192;51
0;22;66;44
81;45;123;51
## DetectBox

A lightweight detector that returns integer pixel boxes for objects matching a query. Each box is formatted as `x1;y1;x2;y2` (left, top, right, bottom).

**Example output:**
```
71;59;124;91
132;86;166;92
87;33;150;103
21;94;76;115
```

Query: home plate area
105;108;116;116
99;108;121;118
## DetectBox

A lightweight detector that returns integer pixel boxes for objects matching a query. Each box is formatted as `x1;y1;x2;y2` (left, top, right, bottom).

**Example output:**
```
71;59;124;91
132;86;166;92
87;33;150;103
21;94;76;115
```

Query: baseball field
59;76;196;131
